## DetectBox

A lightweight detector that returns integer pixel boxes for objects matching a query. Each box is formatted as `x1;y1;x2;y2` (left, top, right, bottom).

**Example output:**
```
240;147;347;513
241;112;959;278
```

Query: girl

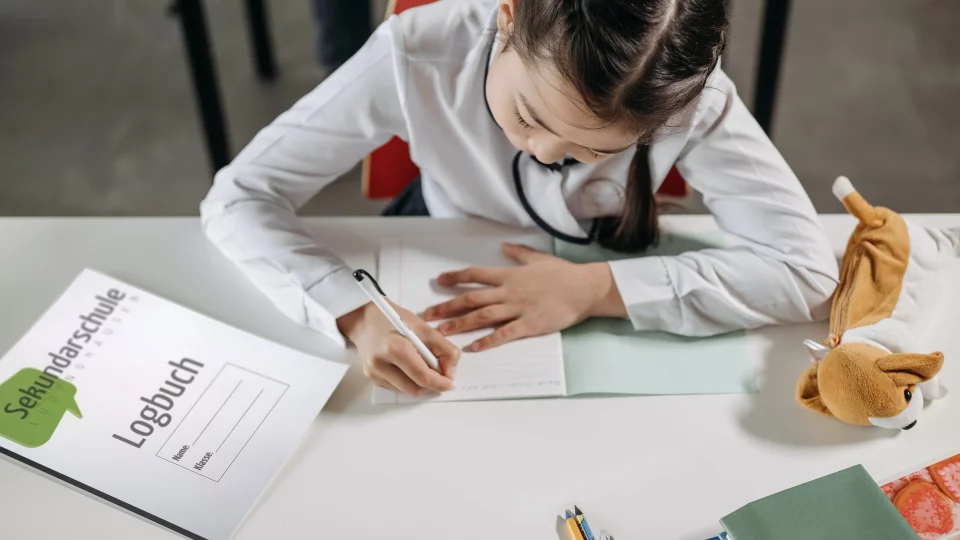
201;0;839;397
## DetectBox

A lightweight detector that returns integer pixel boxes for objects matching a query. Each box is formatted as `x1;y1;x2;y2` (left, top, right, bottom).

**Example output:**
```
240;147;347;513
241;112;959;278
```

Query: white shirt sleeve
608;72;839;336
200;20;409;346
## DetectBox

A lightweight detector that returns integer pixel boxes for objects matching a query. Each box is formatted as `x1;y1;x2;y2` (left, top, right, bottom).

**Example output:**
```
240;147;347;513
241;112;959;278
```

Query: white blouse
201;0;839;346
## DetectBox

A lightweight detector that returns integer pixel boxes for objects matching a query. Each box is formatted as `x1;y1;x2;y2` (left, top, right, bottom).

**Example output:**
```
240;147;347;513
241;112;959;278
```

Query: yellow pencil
564;512;586;540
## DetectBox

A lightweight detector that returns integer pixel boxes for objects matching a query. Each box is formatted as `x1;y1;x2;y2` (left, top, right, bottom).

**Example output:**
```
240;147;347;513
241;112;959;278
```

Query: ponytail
595;145;660;253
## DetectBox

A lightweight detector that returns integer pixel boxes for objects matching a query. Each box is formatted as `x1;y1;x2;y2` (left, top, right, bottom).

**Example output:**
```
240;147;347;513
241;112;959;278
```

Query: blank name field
157;364;288;482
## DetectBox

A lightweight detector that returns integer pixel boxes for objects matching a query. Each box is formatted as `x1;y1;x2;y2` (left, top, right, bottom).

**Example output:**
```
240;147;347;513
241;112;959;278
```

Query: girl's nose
528;136;565;165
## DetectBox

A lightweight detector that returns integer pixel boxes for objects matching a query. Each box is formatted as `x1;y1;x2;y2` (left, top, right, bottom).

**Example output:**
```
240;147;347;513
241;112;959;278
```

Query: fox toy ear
797;363;833;417
877;352;945;386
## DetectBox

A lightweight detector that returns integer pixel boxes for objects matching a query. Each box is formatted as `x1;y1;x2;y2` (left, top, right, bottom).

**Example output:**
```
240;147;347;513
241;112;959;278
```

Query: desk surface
1;215;959;540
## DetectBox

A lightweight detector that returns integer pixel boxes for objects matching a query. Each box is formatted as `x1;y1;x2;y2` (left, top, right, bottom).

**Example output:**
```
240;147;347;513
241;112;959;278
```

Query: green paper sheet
556;232;757;395
720;465;919;540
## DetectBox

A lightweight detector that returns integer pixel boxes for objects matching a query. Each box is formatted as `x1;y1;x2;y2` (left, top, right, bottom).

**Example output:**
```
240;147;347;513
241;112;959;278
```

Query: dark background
1;0;957;216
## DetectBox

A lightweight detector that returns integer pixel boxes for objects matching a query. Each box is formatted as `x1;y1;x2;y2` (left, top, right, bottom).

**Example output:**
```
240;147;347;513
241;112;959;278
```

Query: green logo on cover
0;368;82;448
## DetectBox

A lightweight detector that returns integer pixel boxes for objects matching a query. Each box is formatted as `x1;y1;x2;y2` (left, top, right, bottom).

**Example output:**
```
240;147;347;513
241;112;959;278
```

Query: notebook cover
555;232;756;396
720;465;919;540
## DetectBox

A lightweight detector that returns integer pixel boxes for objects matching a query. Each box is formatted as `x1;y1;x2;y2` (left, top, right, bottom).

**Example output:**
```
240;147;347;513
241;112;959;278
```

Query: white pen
352;269;441;372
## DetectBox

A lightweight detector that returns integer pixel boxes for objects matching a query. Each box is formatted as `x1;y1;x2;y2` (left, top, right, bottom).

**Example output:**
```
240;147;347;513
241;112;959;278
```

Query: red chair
362;0;690;201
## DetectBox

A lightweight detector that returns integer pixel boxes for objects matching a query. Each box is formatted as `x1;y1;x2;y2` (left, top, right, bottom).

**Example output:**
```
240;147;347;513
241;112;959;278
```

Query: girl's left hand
423;243;627;351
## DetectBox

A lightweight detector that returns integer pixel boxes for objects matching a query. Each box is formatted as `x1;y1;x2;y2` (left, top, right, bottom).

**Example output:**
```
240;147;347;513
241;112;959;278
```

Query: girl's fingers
436;266;507;287
438;304;519;336
468;320;531;352
501;243;552;264
413;322;462;379
424;287;505;320
386;335;453;392
372;359;423;396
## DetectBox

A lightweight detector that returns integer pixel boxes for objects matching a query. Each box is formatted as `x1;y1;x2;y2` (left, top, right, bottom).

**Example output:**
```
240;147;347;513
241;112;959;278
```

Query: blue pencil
574;506;595;540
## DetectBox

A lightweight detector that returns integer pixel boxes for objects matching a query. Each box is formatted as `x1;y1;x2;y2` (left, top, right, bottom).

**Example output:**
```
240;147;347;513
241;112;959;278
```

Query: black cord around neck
512;151;597;245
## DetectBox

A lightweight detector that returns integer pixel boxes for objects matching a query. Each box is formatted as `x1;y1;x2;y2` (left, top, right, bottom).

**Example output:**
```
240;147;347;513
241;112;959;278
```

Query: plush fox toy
797;177;959;430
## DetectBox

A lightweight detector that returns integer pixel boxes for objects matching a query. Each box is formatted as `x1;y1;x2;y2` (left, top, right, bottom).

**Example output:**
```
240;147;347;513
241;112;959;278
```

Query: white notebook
0;270;348;539
375;236;566;403
374;232;759;404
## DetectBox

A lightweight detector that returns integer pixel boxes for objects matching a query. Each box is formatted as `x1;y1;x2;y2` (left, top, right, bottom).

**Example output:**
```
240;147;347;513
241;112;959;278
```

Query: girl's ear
877;352;945;385
497;0;517;36
796;363;833;417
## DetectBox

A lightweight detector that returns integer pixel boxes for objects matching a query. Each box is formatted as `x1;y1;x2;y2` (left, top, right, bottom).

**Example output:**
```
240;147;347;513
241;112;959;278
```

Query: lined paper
375;236;565;403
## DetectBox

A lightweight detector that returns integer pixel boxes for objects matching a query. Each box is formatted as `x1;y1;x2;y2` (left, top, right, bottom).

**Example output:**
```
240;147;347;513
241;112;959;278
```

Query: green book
720;465;919;540
555;232;756;396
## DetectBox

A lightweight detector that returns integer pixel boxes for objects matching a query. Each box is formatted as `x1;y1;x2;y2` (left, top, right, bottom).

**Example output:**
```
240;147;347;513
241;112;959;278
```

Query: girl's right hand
337;301;461;396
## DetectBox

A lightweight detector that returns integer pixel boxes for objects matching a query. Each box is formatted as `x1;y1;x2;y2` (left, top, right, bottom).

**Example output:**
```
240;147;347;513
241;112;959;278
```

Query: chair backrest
361;0;437;200
361;0;689;201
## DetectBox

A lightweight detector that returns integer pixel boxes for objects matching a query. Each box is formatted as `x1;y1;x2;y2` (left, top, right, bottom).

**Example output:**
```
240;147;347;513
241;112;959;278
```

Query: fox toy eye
904;389;913;402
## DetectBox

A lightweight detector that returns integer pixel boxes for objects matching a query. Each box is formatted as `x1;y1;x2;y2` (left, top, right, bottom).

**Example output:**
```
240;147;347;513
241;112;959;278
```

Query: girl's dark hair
506;0;729;252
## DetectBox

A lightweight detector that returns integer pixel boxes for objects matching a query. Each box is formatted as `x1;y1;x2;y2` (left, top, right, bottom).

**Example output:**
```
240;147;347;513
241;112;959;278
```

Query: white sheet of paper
375;236;565;403
0;270;347;540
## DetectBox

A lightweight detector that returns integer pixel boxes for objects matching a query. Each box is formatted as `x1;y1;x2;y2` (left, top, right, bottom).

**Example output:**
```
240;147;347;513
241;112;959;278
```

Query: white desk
1;215;959;540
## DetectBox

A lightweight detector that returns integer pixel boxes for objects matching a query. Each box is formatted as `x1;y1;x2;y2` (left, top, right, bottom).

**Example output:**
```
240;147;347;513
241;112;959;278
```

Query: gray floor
1;0;957;217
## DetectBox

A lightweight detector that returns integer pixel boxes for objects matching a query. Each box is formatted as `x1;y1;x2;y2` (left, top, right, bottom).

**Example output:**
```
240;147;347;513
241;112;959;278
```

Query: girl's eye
585;149;602;160
514;106;533;130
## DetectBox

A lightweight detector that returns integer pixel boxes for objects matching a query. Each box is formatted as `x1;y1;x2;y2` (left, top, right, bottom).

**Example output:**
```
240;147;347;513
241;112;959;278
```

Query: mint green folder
556;232;756;395
720;465;919;540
